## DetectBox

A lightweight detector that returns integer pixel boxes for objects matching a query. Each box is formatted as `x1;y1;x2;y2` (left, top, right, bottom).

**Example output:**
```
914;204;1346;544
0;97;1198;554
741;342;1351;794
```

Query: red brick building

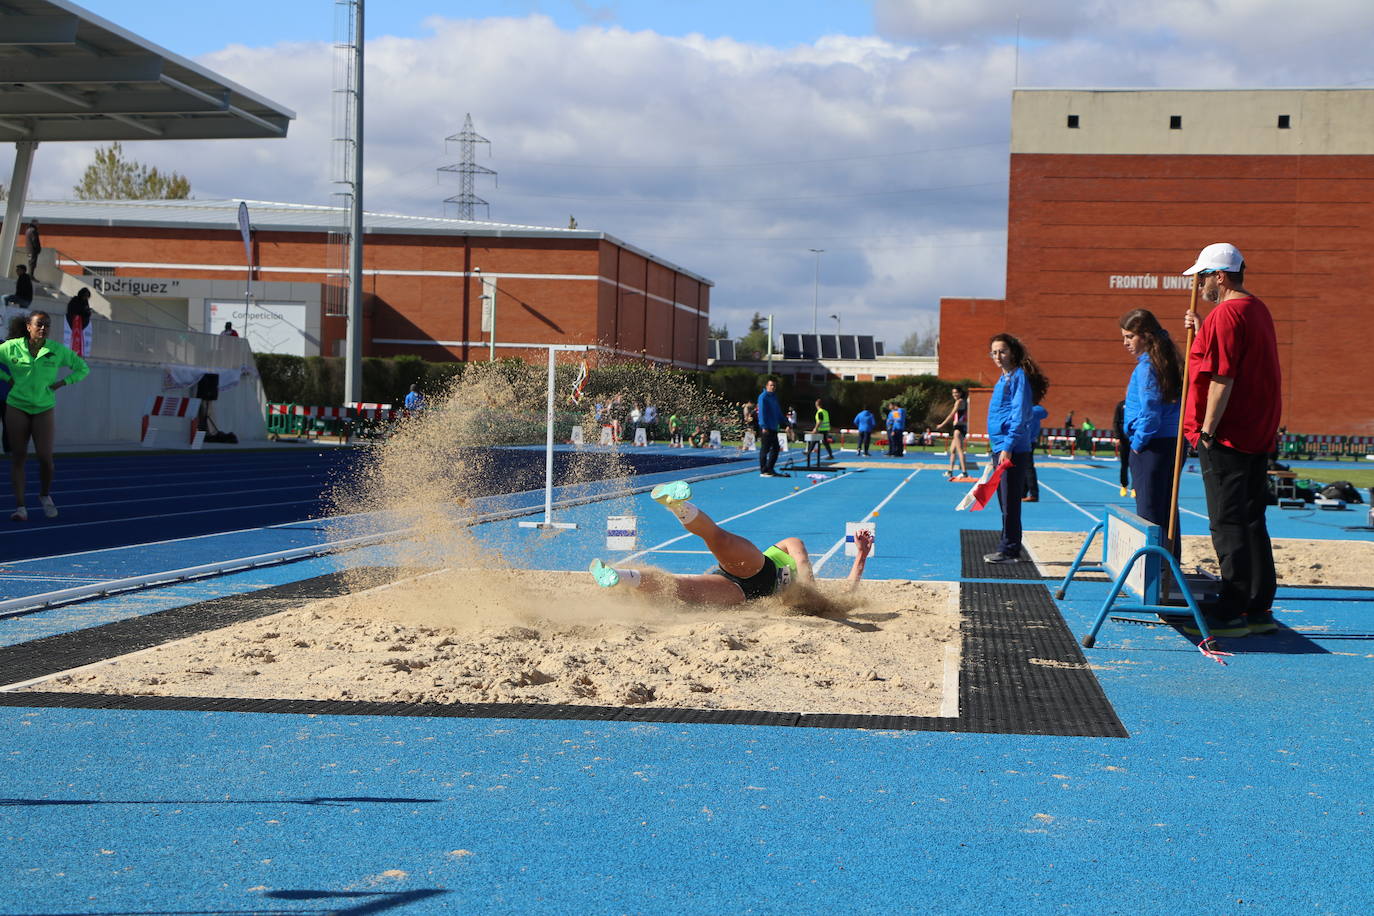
939;88;1374;436
21;198;712;369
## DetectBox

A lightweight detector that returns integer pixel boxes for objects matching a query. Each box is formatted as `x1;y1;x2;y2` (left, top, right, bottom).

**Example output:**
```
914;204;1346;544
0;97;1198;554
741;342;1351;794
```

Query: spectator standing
1023;403;1048;502
983;333;1049;564
785;405;798;442
853;406;876;456
1119;309;1184;555
24;220;41;274
668;412;683;447
64;288;94;356
1;310;89;521
756;378;787;477
810;398;834;461
1181;243;1281;637
221;321;239;337
4;265;34;309
642;401;658;442
1063;409;1075;431
937;385;970;479
1079;416;1096;454
885;402;906;456
1112;399;1132;498
403;384;425;413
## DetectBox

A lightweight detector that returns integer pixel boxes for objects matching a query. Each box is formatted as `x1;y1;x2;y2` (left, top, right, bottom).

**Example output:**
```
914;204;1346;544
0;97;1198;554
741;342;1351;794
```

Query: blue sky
77;1;878;57
20;1;1374;347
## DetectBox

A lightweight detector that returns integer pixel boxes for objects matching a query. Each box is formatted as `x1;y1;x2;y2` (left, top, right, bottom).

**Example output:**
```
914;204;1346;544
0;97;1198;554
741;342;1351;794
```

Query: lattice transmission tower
438;113;497;220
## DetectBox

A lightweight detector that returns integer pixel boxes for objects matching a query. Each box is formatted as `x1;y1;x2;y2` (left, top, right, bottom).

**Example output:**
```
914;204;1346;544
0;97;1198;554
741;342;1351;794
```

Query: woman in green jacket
0;311;90;521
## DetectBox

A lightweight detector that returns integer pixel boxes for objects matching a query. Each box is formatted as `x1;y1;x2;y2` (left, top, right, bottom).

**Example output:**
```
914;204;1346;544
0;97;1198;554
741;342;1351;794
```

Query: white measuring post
519;344;590;531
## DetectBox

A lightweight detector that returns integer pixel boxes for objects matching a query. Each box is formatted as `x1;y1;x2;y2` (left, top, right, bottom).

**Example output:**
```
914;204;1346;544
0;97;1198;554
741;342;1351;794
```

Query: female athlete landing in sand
589;480;874;605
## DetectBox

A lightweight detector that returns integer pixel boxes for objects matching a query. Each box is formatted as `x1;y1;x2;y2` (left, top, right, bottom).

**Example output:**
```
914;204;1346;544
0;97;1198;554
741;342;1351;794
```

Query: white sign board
570;425;584;445
606;515;637;551
209;301;308;356
845;521;876;558
480;277;497;333
1105;511;1148;598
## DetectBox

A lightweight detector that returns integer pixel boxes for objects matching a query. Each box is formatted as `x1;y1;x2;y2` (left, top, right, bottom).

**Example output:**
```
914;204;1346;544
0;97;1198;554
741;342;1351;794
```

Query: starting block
1060;506;1223;656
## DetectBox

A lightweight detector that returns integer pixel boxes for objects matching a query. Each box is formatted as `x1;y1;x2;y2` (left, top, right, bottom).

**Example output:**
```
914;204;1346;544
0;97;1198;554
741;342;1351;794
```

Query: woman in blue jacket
1119;309;1183;547
853;406;877;456
984;333;1049;564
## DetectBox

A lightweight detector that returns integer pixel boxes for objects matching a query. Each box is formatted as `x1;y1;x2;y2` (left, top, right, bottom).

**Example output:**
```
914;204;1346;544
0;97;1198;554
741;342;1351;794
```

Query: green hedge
255;353;466;406
254;353;976;432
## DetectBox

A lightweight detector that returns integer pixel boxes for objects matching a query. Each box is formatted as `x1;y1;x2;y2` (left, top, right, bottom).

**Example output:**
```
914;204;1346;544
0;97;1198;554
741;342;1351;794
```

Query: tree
73;142;191;200
708;322;730;339
737;312;771;360
899;317;939;356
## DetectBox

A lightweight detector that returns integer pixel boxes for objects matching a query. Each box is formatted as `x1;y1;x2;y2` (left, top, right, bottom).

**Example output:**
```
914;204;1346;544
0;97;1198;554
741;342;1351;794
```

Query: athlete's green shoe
651;480;692;507
589;558;620;588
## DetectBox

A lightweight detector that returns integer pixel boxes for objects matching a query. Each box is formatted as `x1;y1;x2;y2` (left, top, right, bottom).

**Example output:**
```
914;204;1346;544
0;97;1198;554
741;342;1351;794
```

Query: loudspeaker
195;372;220;401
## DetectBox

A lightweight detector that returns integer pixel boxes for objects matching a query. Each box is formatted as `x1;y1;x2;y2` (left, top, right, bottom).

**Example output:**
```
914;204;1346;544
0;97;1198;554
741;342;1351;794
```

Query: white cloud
9;6;1374;348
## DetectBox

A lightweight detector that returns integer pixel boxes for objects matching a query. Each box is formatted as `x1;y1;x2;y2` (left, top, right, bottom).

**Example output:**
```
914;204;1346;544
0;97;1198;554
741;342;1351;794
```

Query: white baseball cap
1182;242;1244;275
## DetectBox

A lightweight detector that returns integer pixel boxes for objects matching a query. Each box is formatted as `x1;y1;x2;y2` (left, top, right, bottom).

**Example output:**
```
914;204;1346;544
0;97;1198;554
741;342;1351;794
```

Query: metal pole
519;345;587;531
343;0;365;403
0;141;38;280
766;313;774;377
809;248;824;337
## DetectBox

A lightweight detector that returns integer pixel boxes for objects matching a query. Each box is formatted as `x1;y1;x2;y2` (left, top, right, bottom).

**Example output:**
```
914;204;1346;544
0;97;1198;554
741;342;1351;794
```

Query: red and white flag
955;457;1012;511
568;359;589;404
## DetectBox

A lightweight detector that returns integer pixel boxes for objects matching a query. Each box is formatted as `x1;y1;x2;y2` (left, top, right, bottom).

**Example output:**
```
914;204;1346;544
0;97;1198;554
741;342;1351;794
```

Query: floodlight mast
343;0;365;403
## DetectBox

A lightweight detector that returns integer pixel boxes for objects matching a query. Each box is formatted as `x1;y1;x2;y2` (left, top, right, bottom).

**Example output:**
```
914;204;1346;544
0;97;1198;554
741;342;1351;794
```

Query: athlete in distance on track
589;480;874;606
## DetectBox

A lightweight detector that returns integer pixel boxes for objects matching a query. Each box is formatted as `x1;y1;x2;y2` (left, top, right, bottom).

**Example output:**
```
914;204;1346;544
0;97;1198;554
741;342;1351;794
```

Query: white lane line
1057;463;1209;520
623;472;853;564
811;468;919;576
1038;481;1098;522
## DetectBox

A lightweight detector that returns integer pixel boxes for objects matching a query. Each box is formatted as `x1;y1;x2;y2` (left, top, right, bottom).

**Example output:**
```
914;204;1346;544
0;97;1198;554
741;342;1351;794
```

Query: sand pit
1025;531;1373;588
29;570;961;717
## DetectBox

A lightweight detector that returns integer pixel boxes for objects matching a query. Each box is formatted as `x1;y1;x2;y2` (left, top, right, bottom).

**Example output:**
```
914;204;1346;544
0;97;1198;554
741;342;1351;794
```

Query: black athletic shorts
711;556;778;601
953;424;967;437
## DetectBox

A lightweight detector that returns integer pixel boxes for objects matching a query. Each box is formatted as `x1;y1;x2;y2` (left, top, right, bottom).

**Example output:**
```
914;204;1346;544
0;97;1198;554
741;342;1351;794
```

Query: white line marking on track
812;468;919;576
1057;464;1209;520
623;472;853;564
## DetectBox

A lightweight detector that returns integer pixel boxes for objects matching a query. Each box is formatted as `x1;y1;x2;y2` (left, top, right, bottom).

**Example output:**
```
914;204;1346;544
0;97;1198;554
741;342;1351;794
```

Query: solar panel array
710;338;737;361
780;333;878;361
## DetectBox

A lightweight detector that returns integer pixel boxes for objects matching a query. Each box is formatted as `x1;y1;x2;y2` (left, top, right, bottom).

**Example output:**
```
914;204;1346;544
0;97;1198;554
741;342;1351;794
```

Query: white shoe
10;506;27;522
39;495;57;518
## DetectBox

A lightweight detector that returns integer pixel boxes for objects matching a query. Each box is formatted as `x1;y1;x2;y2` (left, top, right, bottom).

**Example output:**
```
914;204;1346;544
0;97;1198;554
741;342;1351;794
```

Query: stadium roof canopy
1;0;295;273
0;0;294;142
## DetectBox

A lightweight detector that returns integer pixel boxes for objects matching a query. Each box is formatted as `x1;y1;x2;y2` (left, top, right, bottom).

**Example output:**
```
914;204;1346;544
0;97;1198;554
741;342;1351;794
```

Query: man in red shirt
1181;243;1281;638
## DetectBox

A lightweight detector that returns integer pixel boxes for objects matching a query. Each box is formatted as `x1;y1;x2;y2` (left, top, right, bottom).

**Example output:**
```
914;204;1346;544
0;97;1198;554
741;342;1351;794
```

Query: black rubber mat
0;570;1126;737
958;581;1126;737
961;529;1042;579
0;568;420;688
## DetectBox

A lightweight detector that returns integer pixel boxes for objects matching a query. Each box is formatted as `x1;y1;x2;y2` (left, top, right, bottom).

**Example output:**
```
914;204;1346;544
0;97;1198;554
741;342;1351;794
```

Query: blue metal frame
1057;507;1211;649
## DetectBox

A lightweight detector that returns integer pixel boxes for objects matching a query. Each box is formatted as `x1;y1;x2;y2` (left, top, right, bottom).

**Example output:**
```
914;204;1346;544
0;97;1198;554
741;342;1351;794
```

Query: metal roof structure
1;0;296;277
0;0;295;142
21;198;715;285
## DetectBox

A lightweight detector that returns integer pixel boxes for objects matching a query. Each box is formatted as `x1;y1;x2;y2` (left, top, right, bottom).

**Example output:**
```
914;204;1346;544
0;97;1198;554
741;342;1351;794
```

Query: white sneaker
10;506;27;522
39;495;57;518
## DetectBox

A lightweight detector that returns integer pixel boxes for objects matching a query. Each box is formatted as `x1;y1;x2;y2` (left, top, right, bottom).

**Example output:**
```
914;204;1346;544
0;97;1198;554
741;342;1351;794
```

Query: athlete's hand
854;529;874;557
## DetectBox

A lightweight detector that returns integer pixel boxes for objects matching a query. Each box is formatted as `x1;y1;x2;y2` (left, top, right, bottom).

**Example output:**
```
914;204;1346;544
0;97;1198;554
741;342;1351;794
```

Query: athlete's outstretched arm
846;529;874;589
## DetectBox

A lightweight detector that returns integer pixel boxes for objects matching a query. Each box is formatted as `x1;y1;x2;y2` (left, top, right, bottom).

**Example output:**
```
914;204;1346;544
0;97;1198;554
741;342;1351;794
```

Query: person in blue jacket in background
1119;308;1183;555
853;406;877;456
756;377;788;477
984;333;1050;564
885;402;906;456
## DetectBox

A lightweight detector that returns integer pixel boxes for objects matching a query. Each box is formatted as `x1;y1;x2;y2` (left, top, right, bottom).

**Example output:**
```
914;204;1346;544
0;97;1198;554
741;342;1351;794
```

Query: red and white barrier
141;395;204;449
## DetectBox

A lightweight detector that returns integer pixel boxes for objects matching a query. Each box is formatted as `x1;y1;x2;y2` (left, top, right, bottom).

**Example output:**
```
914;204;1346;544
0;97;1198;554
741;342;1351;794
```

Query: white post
519;344;585;531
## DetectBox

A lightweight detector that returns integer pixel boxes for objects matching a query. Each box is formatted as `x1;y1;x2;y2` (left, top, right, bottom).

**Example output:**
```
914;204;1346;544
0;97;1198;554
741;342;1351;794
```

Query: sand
28;570;960;717
1025;531;1374;588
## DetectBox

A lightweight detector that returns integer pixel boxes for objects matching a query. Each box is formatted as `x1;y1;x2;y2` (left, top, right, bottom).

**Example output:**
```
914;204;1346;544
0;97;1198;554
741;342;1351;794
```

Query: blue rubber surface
3;448;1372;914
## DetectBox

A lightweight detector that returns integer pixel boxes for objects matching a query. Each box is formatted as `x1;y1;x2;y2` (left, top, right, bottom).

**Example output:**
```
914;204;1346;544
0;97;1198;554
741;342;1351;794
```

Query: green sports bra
763;545;798;589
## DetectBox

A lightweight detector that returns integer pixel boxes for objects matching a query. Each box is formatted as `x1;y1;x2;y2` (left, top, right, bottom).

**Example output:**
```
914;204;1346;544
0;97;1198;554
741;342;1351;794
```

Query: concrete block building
939;88;1374;436
20;198;713;370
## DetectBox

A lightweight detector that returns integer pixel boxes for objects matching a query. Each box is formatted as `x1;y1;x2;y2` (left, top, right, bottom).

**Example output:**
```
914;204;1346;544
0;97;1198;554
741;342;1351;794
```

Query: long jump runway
2;448;1372;914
